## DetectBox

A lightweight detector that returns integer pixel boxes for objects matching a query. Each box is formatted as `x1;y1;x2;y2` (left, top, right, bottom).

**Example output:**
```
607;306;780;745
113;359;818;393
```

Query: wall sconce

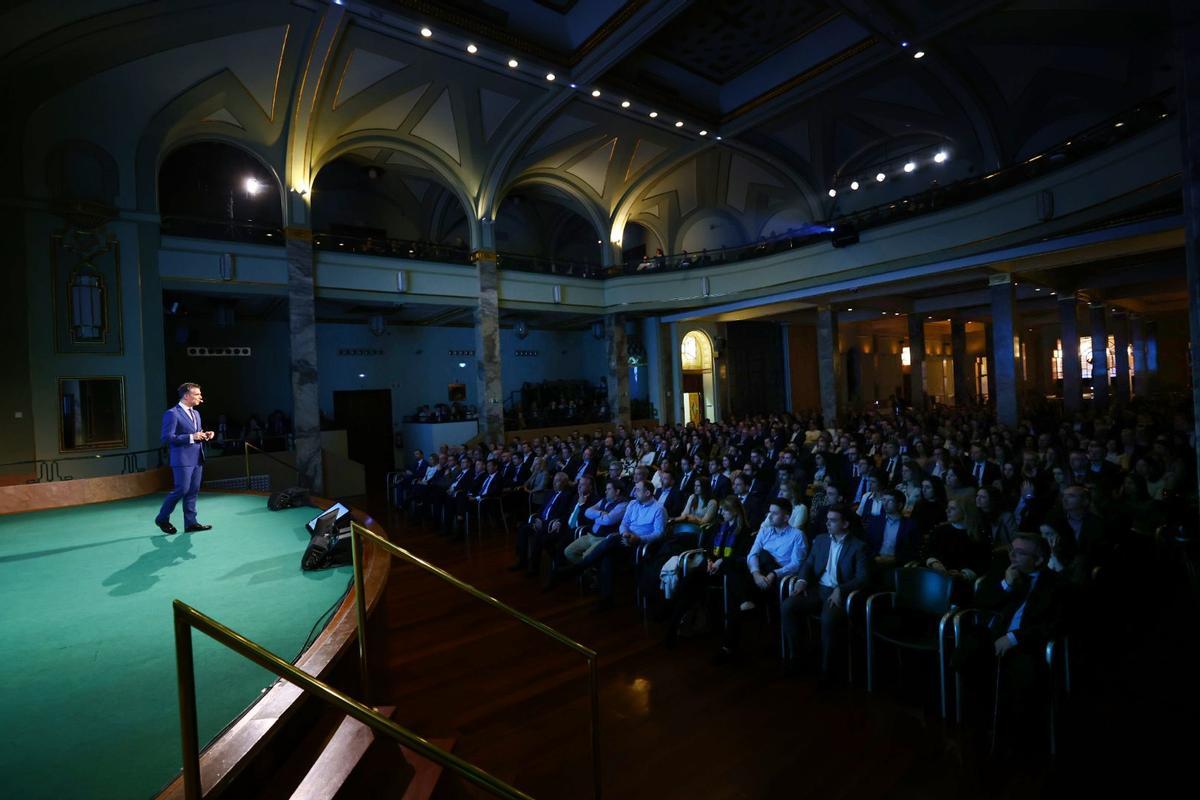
552;285;562;304
396;270;407;293
219;253;235;281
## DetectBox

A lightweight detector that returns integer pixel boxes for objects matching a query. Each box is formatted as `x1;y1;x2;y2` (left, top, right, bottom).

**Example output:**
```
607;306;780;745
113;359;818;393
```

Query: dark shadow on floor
0;536;152;563
101;534;196;596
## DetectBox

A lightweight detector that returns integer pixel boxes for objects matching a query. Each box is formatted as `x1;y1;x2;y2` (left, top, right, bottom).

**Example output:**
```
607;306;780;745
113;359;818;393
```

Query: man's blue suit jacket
161;406;206;467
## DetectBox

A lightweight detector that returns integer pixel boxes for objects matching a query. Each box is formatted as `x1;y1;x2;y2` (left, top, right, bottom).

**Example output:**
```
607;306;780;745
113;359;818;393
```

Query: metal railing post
173;606;202;799
243;441;251;490
350;524;371;700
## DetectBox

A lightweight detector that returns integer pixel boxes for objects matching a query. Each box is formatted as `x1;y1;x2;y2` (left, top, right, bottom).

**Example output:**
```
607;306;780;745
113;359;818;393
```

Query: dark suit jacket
863;515;921;564
161;405;205;467
736;494;766;531
799;534;870;594
573;460;597;483
656;486;686;518
535;490;573;528
967;460;1002;489
678;470;699;493
473;472;503;498
1045;510;1110;583
975;568;1063;649
708;473;732;501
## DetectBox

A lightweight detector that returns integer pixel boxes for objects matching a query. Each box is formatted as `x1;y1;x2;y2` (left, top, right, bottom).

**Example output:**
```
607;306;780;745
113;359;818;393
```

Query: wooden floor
349;493;1185;799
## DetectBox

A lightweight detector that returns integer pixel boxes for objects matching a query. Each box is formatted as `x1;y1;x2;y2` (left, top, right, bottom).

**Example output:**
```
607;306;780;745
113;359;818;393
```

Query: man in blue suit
155;382;213;534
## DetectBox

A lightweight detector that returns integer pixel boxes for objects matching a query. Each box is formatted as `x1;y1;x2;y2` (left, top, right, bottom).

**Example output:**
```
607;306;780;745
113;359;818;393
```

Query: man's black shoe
156;519;177;535
185;524;212;532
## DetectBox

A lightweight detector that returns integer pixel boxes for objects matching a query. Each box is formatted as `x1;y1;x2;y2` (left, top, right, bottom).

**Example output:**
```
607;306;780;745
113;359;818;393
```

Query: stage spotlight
649;111;658;118
831;225;860;248
875;172;886;182
850;180;860;190
913;50;925;59
699;130;707;136
828;188;837;198
904;161;916;173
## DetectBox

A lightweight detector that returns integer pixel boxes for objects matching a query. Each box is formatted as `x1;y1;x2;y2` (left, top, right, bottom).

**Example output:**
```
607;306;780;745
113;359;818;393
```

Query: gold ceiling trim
720;35;879;124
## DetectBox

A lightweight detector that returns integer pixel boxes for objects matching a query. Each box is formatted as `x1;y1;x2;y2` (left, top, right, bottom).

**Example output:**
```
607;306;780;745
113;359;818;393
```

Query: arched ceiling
0;0;1178;246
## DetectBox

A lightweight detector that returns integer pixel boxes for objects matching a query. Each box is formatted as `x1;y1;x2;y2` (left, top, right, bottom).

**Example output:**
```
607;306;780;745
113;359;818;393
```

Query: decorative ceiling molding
333;49;407;109
479;87;521;142
565;137;617;197
200;107;244;129
347;82;429;131
226;24;290;121
411;87;461;164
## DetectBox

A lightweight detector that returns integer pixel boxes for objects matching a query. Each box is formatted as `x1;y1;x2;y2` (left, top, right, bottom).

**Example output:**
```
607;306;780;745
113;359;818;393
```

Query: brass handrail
349;520;602;799
172;599;532;800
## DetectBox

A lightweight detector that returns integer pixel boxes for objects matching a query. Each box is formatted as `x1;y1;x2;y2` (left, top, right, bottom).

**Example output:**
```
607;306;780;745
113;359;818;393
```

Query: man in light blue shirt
557;480;664;610
715;497;806;663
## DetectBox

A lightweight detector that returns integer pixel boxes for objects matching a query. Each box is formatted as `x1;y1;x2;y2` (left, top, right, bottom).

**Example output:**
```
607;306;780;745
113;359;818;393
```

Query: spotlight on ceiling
900;40;909;48
903;161;916;173
545;72;555;81
850;180;860;190
934;150;948;163
621;100;630;108
420;27;432;38
674;120;683;127
466;43;477;54
913;50;925;59
648;111;658;118
591;89;601;97
507;58;518;68
827;188;837;198
699;130;708;136
875;172;886;182
244;177;262;195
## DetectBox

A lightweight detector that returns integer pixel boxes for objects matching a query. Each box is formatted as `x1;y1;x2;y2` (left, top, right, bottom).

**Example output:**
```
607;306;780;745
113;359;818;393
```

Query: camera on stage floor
267;486;310;511
301;504;353;571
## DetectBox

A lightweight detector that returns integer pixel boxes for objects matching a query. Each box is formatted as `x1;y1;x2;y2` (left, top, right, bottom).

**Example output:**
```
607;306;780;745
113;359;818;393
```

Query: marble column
1178;0;1200;496
989;274;1019;426
1112;310;1131;404
907;313;927;410
285;226;324;493
816;306;841;427
1089;302;1109;409
983;322;996;403
951;319;970;406
605;313;631;428
1130;314;1149;397
780;322;794;413
1058;296;1082;412
473;249;504;442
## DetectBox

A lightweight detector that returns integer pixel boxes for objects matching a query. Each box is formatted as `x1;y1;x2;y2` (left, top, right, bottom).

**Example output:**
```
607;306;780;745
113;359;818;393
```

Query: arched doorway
681;330;715;424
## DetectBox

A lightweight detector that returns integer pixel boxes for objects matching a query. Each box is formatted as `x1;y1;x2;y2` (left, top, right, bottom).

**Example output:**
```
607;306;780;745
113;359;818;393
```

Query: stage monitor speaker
268;487;309;511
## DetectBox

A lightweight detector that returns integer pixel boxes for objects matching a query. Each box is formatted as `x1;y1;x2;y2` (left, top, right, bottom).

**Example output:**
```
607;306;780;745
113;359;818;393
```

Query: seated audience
781;504;870;683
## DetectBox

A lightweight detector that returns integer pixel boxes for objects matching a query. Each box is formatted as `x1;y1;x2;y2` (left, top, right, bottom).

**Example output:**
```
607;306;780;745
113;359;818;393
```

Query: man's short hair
178;382;200;399
1013;531;1048;560
825;503;850;524
888;489;906;507
769;497;793;515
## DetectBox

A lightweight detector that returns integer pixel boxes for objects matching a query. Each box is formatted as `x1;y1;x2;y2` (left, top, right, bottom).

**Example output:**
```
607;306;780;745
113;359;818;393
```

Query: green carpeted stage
0;493;354;800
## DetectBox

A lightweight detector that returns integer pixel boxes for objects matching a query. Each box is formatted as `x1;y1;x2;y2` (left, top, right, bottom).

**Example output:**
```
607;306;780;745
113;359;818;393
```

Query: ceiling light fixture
850;180;860;190
466;43;477;54
649;111;658;118
621;100;630;108
934;150;948;163
876;172;886;182
675;120;683;127
913;50;925;59
545;72;555;81
828;188;837;198
507;58;519;68
591;89;601;97
699;130;707;136
904;161;916;172
420;27;432;38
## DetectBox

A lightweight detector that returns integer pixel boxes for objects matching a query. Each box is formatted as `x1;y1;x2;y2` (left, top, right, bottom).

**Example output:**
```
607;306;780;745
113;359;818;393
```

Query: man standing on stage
156;382;214;534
